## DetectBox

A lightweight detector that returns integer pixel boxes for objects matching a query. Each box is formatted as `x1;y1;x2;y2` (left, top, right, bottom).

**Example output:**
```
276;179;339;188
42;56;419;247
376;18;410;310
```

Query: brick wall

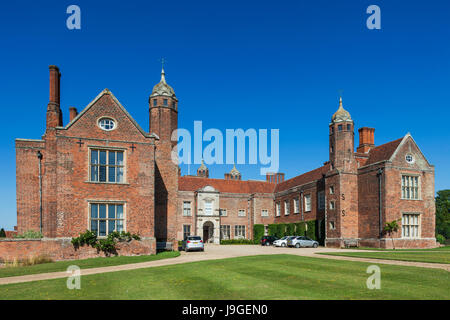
0;238;156;262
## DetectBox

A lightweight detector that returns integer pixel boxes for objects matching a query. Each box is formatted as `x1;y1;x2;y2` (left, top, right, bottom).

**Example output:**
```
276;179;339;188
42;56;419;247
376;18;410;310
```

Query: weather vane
338;89;344;98
159;57;167;69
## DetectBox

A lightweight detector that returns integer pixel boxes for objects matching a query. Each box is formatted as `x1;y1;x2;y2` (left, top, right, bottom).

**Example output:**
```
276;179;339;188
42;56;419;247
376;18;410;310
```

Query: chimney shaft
69;107;78;122
357;127;375;153
49;65;60;105
266;173;285;184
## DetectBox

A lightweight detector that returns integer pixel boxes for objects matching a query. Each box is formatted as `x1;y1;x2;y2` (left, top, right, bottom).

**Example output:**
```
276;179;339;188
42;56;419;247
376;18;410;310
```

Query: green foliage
13;230;43;239
306;220;316;240
267;221;318;239
435;190;450;239
0;228;6;238
436;234;446;245
220;239;259;245
384;219;400;250
71;230;141;256
253;224;265;241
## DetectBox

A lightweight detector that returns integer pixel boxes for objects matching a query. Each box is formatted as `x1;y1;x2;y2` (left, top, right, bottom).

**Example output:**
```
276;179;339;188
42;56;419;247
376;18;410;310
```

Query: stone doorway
202;221;214;243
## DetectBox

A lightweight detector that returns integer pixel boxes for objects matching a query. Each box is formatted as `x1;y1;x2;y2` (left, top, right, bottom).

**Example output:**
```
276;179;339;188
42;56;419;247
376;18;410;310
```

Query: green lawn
0;254;448;300
319;250;450;264
0;251;180;278
345;246;450;252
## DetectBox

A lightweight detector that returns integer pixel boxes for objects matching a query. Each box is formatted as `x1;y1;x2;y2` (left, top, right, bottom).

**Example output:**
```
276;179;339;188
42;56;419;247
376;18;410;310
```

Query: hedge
253;224;265;241
267;220;324;243
221;239;259;245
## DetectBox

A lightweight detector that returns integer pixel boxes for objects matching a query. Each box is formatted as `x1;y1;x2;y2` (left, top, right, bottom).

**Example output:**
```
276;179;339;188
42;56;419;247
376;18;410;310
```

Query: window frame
275;202;281;217
401;213;421;238
401;174;420;200
304;194;312;212
261;209;269;217
183;224;191;240
293;198;300;214
284;200;290;216
183;201;192;216
220;225;231;240
220;208;227;217
238;209;246;217
98;117;117;131
89;148;125;184
89;202;125;237
234;225;246;239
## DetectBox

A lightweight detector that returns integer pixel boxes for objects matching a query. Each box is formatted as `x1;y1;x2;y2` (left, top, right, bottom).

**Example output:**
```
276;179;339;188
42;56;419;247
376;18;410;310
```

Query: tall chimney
69;107;78;122
357;127;375;153
46;65;63;129
49;65;60;105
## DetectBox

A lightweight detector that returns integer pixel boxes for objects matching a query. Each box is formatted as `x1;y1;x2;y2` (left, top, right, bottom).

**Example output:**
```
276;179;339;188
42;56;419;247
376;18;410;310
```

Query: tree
435;190;450;239
384;220;400;250
0;228;6;238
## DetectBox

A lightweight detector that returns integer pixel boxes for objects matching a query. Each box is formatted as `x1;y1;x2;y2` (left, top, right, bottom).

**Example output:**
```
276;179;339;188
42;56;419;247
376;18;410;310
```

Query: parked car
273;236;296;247
261;235;278;246
288;236;319;248
182;236;204;252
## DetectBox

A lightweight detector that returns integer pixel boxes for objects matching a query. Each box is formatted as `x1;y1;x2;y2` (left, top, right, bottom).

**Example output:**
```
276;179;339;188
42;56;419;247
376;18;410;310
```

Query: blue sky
0;0;449;230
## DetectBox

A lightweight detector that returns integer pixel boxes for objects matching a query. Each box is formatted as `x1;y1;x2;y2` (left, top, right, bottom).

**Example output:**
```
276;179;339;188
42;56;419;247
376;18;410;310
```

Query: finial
338;96;343;109
159;57;167;83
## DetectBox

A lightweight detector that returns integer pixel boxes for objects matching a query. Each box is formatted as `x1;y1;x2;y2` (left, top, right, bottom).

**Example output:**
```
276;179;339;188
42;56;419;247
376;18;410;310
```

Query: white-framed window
234;225;245;239
329;201;335;210
276;202;281;217
183;201;191;216
261;209;269;217
220;225;230;239
401;175;419;200
402;213;420;238
90;149;124;183
329;221;335;230
98;118;116;131
304;194;311;212
183;225;191;239
318;191;325;210
90;203;124;237
329;185;334;195
220;209;227;216
204;200;213;215
294;198;299;214
238;209;246;217
284;200;290;215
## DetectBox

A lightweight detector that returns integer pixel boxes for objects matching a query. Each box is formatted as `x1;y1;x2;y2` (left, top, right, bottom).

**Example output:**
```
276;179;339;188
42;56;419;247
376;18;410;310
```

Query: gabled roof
179;176;275;194
365;137;403;165
274;163;330;193
61;89;158;139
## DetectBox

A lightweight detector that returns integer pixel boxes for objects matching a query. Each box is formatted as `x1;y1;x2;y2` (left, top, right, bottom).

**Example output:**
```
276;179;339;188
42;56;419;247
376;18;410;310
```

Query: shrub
0;228;6;238
13;230;43;239
71;230;141;256
286;223;295;236
436;234;446;244
294;222;306;236
267;224;278;237
220;239;258;245
306;220;316;240
253;224;265;241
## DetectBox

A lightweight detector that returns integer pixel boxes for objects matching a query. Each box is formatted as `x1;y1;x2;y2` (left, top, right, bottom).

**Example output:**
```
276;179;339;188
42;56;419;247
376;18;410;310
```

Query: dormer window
98;118;116;131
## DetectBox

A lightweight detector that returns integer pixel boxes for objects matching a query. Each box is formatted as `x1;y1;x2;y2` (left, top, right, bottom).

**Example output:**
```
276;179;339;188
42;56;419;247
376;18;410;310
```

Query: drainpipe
37;151;43;234
376;168;384;240
300;190;304;221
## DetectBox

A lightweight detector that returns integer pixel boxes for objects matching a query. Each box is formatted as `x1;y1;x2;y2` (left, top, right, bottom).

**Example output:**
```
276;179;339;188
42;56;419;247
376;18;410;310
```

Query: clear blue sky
0;0;449;230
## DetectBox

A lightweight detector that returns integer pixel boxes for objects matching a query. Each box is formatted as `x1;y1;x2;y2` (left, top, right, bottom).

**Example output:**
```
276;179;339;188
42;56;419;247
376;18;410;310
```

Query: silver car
288;236;319;248
182;236;204;252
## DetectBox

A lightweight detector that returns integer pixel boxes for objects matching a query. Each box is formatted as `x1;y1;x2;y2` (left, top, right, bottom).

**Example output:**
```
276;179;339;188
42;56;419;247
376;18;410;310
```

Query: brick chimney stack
69;107;78;122
357;127;375;153
46;65;63;129
266;172;285;184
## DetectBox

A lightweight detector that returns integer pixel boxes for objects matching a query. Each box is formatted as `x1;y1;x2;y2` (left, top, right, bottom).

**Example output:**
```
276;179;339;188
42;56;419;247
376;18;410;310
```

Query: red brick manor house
10;65;436;255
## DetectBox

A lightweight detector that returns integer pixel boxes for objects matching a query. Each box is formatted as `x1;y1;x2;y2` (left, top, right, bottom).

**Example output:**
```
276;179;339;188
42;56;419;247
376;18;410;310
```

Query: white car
182;236;204;252
273;236;295;247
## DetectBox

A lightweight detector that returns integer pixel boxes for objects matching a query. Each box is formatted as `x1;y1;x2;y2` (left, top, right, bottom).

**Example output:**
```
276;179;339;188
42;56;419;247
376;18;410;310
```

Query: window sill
400;198;422;201
85;181;130;185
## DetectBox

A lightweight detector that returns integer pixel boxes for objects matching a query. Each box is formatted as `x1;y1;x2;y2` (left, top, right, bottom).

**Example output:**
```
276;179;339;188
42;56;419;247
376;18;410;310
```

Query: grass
0;254;448;300
319;250;450;264
344;246;450;252
0;251;180;278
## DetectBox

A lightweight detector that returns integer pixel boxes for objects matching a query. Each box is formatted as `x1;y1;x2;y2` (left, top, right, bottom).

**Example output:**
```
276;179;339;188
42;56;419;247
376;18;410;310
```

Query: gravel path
0;245;448;286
